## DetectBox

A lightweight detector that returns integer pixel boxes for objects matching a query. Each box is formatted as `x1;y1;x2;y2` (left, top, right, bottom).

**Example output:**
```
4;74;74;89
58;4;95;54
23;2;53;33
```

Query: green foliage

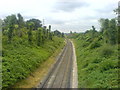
118;26;120;44
0;19;2;29
27;23;33;44
99;18;109;32
99;45;114;58
89;41;101;49
3;14;17;27
54;30;65;37
61;33;64;38
2;35;64;88
26;18;42;30
99;18;117;45
2;13;65;89
2;13;57;46
17;13;24;28
72;27;118;88
49;33;53;40
37;28;42;46
92;26;96;31
8;25;14;43
48;25;52;40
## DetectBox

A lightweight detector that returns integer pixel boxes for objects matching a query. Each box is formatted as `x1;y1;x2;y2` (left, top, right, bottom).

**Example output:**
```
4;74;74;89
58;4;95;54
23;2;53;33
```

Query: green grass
2;34;65;88
73;34;118;88
0;30;2;90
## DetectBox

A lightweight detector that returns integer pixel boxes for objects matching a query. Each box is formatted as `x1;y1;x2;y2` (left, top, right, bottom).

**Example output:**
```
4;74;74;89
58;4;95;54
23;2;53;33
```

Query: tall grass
73;34;118;88
2;35;65;88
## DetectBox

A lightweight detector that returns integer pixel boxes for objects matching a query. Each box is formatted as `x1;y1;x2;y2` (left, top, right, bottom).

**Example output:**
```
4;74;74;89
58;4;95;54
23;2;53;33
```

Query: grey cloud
47;19;65;25
24;16;35;20
95;3;117;14
23;15;40;21
82;16;99;21
83;4;117;21
53;1;89;12
51;19;100;33
0;14;9;19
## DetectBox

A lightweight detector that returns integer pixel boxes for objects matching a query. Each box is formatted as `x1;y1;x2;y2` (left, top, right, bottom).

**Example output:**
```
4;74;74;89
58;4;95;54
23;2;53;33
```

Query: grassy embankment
12;37;65;88
71;33;118;88
2;34;65;88
0;30;2;89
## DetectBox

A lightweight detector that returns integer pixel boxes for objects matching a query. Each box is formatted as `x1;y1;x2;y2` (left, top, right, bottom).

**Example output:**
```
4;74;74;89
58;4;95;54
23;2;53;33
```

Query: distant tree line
99;18;118;45
83;18;118;45
70;17;118;46
2;13;64;45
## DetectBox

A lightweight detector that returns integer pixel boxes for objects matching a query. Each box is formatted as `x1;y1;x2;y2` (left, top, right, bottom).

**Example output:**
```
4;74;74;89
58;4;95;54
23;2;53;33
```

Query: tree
0;19;3;30
17;13;24;37
17;13;24;28
37;28;42;46
49;25;51;30
114;6;120;44
99;18;117;44
99;18;110;43
92;26;96;31
49;32;53;40
70;31;72;34
62;33;64;37
48;25;52;40
26;19;42;30
91;26;97;38
3;14;17;43
8;25;14;43
43;26;47;39
4;14;17;27
28;22;34;44
47;29;49;39
54;30;62;37
99;18;109;33
108;19;117;44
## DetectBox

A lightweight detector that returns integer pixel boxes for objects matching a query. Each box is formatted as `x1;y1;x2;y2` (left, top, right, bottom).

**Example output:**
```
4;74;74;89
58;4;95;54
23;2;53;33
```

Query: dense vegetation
0;19;2;90
2;13;65;88
69;18;119;88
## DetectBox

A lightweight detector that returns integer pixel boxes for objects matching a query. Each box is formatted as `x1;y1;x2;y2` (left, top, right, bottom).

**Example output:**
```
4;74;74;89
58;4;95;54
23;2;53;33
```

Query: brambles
99;45;114;58
2;13;65;88
89;41;101;49
69;17;118;88
37;28;42;46
73;34;118;88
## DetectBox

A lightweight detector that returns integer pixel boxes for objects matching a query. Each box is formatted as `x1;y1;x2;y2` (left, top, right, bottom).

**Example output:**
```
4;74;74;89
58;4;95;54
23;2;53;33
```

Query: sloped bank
2;36;65;88
73;35;118;88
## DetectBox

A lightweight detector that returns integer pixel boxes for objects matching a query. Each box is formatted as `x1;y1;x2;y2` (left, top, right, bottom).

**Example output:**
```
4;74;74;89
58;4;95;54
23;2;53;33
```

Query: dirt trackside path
71;40;78;88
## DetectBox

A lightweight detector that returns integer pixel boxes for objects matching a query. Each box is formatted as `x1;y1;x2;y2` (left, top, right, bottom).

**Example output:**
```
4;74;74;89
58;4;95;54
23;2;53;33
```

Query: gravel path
37;39;78;88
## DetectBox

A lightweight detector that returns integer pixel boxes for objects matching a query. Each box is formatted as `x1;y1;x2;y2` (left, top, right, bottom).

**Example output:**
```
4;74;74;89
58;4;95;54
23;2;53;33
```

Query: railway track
38;39;73;88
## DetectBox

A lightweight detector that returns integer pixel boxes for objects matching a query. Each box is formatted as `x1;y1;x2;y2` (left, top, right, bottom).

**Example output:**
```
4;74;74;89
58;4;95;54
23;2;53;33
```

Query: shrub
89;41;101;49
99;59;118;72
100;45;114;58
2;36;64;88
82;42;90;47
92;58;102;63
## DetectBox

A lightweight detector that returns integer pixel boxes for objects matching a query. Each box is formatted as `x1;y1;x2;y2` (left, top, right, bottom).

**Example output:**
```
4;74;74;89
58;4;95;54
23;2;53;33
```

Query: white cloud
0;0;119;33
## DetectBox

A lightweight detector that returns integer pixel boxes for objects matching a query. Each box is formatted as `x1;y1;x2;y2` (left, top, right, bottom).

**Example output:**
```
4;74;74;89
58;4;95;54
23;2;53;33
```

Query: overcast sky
0;0;119;33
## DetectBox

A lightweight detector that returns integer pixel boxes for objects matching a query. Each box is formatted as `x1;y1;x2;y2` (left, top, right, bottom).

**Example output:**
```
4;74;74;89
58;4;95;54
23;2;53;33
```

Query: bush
82;42;90;47
2;36;64;88
100;45;114;58
89;41;101;49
